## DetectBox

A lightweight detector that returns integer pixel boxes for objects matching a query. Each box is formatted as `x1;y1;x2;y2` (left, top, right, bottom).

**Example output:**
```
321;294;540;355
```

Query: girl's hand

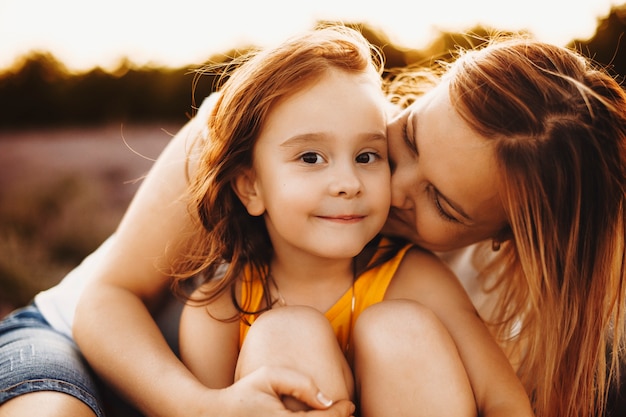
213;366;355;417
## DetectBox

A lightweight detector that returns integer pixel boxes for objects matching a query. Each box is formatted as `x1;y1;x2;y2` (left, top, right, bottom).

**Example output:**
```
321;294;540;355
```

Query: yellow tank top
239;241;413;353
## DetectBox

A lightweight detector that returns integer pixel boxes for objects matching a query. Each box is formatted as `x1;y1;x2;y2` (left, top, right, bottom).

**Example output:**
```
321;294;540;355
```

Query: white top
34;94;218;340
35;235;115;338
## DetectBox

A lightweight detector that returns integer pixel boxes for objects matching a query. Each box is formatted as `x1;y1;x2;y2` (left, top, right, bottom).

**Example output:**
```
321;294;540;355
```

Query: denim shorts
0;304;106;416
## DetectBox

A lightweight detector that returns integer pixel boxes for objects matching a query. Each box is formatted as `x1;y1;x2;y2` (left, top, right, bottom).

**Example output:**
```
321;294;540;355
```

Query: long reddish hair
385;35;626;416
451;37;626;417
170;25;385;317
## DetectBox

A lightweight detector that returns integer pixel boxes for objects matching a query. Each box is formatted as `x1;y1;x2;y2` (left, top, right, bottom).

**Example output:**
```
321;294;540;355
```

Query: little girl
175;25;534;416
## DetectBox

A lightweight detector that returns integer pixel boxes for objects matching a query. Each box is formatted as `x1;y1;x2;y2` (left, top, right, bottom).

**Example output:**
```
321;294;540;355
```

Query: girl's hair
170;25;385;317
448;36;626;417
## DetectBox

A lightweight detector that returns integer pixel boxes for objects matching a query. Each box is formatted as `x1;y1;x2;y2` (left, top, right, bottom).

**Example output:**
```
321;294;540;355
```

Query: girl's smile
235;67;390;261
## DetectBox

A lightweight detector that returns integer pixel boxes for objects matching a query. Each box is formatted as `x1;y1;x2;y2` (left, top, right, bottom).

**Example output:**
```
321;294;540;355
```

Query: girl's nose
329;165;362;198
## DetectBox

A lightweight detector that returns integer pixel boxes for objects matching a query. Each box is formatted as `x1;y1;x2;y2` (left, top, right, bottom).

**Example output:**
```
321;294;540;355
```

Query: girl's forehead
255;68;387;147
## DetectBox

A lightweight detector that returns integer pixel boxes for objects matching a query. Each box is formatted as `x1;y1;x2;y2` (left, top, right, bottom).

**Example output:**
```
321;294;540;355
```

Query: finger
313;399;355;417
260;366;337;410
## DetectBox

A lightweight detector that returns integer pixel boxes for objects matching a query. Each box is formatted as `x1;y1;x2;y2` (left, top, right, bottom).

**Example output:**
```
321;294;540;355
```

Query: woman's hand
210;366;355;417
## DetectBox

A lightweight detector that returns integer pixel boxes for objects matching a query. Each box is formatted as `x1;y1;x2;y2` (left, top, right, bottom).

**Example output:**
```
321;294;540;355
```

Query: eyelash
356;151;380;164
403;118;459;224
300;152;322;164
299;151;381;164
430;187;459;223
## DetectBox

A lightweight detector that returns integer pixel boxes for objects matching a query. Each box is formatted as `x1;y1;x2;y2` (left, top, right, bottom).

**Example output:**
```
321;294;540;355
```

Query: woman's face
385;81;509;252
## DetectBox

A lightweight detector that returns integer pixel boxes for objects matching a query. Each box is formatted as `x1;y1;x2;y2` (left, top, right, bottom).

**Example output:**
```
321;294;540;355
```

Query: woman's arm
73;107;213;415
73;97;353;417
385;248;534;417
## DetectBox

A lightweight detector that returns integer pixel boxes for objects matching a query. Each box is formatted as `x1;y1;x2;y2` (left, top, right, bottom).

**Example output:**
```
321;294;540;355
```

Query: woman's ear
232;169;265;216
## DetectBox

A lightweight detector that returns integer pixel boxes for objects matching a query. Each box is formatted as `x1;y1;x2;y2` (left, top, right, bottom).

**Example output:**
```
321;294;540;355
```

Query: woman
0;29;624;416
173;25;531;417
383;37;626;417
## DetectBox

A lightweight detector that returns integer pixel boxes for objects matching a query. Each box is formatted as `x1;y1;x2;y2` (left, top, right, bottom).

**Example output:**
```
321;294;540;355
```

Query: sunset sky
0;0;620;73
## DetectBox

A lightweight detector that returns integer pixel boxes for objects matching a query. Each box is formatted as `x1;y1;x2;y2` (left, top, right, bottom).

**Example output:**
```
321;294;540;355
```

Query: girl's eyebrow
280;133;325;148
280;132;387;148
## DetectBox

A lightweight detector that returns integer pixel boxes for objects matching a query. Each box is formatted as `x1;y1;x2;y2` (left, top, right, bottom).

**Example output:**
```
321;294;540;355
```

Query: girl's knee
249;305;333;341
354;300;452;354
241;306;342;363
238;306;353;405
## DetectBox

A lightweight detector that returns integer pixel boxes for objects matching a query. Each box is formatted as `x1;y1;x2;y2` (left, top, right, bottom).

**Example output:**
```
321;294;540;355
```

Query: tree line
0;6;624;129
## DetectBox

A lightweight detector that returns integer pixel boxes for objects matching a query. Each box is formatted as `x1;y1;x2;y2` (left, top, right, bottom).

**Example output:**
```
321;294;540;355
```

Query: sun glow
0;0;619;73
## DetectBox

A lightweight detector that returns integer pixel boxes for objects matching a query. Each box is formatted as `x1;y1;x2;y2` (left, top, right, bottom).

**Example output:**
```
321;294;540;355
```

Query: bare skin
1;392;95;417
354;300;476;417
71;96;354;417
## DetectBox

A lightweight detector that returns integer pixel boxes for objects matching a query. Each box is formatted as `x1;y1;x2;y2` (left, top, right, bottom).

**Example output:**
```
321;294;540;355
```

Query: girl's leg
353;300;477;417
235;306;353;411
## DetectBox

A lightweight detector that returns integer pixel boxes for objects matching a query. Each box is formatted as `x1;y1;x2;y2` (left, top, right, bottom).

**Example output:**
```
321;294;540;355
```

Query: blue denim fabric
0;304;105;417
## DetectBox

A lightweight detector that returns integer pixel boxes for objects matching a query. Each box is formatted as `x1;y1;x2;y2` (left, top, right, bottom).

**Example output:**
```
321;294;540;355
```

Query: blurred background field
0;3;625;315
0;124;178;315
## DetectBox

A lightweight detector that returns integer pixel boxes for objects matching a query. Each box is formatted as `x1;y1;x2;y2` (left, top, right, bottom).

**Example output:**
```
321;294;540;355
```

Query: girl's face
386;81;509;252
236;68;390;261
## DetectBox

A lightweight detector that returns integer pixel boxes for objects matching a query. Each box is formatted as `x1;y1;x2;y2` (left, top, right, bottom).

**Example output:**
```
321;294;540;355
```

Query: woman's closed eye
428;185;461;224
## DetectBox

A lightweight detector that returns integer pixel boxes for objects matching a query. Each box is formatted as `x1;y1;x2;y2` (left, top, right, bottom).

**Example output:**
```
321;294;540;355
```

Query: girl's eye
356;152;378;164
301;152;324;164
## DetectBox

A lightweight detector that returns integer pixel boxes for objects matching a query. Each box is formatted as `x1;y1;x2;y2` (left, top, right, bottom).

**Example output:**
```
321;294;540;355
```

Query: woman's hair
448;36;626;417
170;25;384;317
383;33;626;417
